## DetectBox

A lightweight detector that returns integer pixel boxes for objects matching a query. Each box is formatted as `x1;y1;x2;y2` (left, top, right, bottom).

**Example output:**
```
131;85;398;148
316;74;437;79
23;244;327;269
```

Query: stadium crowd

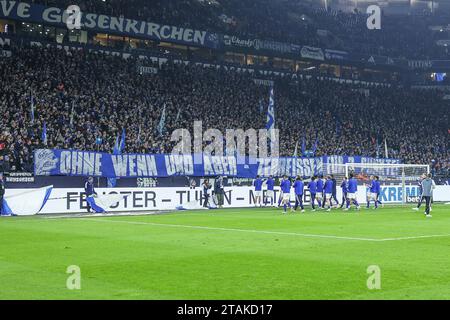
0;44;448;177
25;0;450;59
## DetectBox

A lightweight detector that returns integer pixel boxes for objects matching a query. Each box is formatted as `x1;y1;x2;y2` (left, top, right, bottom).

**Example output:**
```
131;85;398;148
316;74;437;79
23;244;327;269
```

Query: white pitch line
379;234;450;241
35;215;450;242
81;218;450;242
79;218;387;242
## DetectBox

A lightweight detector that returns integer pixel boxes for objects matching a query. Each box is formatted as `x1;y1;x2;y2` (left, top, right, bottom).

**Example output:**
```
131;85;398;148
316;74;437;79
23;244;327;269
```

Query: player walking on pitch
374;176;384;208
366;175;378;210
264;175;275;206
253;175;263;207
293;176;305;212
277;178;284;208
316;175;324;209
339;177;348;209
280;175;294;214
330;175;339;207
344;173;361;211
308;176;318;211
324;176;334;212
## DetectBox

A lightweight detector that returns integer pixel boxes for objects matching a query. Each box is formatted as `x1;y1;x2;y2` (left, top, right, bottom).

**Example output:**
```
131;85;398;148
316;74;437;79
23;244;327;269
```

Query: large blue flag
107;136;121;188
119;128;126;152
266;88;276;153
113;135;120;156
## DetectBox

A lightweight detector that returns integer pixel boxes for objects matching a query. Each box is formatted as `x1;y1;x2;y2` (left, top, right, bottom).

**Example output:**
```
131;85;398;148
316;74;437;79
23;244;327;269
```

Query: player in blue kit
316;175;324;209
253;175;263;207
307;176;318;211
280;175;293;214
366;175;378;209
277;190;283;207
344;173;361;210
324;176;334;212
277;177;285;207
339;177;348;208
330;175;339;207
264;175;275;206
293;176;305;212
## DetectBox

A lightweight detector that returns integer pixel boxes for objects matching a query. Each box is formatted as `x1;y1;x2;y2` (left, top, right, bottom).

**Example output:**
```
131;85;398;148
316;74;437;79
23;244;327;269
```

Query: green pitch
0;205;449;300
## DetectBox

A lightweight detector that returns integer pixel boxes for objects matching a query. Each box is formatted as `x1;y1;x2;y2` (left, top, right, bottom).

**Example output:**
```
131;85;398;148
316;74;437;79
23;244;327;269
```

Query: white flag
158;103;167;136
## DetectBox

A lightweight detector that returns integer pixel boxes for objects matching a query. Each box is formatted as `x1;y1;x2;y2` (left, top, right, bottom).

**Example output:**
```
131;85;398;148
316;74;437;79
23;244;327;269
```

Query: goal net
323;163;430;205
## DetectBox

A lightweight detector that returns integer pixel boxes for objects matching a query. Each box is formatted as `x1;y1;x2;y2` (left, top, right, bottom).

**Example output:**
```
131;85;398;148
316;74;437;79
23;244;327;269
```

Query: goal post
344;163;430;205
323;163;430;205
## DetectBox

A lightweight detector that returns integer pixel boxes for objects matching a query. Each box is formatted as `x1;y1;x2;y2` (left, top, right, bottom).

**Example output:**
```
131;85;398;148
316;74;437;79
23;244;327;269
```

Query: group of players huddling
253;174;384;214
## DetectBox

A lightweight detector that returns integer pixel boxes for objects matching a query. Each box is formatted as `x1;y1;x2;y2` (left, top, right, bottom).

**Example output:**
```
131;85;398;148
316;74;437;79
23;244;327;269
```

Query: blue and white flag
107;136;121;188
293;141;298;157
175;108;181;123
41;122;47;146
158;104;167;136
266;88;276;152
85;194;130;213
301;136;306;156
113;135;120;156
2;186;53;216
119;128;126;152
384;139;389;158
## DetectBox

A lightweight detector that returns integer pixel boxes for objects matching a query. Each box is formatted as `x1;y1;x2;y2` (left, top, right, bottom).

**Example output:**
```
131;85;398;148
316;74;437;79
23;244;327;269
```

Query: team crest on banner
33;149;401;178
34;149;58;176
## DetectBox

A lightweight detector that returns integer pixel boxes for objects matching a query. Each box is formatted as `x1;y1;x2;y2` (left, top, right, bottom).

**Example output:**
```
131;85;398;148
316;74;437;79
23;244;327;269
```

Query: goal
323;163;430;205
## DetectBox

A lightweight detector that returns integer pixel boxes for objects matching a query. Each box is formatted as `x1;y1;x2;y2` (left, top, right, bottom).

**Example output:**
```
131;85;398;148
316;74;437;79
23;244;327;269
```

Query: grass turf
0;204;449;300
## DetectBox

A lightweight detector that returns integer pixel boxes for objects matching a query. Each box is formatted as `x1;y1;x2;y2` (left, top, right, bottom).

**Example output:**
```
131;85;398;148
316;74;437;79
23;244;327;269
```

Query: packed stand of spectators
309;7;450;60
0;45;448;175
25;0;450;59
275;78;448;167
